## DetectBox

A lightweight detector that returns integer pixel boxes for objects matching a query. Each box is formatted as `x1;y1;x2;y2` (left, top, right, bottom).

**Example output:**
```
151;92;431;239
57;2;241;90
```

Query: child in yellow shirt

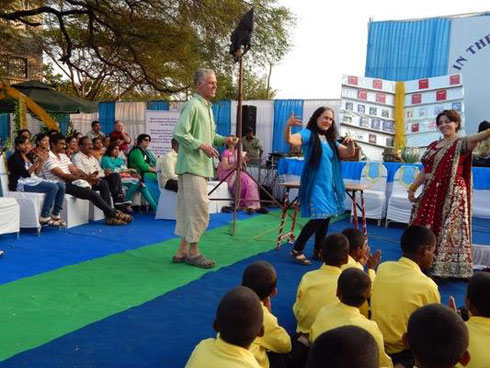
293;233;349;335
185;286;264;368
459;271;490;367
306;325;379;368
242;261;292;368
340;228;381;318
341;228;380;281
310;268;393;367
371;225;440;367
406;304;470;368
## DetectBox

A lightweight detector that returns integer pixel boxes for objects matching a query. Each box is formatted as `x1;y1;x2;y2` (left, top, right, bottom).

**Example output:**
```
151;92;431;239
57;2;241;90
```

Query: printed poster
145;110;180;156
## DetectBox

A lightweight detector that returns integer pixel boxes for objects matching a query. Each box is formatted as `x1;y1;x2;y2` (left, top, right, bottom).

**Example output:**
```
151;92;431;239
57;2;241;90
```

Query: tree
1;0;294;101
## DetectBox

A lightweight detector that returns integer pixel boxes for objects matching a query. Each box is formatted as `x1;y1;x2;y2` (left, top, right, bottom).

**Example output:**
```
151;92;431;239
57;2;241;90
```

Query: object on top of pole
229;8;254;62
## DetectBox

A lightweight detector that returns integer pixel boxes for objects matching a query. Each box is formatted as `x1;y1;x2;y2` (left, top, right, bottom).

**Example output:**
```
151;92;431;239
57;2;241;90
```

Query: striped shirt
42;151;72;182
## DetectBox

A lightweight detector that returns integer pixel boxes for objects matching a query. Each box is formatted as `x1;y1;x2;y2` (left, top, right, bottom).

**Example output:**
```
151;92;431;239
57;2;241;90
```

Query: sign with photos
339;74;465;160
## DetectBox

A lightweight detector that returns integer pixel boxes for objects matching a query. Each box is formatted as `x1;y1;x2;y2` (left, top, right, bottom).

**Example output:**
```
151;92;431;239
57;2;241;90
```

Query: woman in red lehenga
409;110;490;279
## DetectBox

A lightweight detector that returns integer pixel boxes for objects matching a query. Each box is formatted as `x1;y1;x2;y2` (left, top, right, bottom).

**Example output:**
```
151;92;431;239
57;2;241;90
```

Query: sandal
185;254;216;269
291;249;312;265
39;217;57;227
115;210;132;223
51;216;67;228
105;216;127;226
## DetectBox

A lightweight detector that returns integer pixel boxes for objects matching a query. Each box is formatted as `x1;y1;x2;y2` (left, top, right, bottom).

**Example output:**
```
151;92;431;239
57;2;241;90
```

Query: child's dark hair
407;304;468;368
467;271;490;317
337;268;371;307
341;228;366;254
215;286;263;348
35;133;49;146
321;233;349;267
306;326;378;368
400;225;436;255
242;261;277;301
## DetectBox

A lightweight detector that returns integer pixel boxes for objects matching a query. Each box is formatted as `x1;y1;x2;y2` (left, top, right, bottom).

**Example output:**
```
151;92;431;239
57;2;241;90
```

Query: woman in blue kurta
284;107;355;264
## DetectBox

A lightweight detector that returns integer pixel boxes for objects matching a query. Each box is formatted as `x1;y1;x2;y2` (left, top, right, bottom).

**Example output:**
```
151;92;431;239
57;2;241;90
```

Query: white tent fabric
115;102;146;140
69;112;99;136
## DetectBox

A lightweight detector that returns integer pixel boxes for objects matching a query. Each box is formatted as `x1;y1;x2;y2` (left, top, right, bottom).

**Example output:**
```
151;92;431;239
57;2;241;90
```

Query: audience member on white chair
157;138;179;193
7;135;67;227
73;136;131;212
100;142;157;212
42;133;132;226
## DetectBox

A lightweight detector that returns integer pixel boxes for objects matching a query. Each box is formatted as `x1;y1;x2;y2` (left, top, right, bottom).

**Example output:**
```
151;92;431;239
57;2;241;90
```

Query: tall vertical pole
233;55;244;236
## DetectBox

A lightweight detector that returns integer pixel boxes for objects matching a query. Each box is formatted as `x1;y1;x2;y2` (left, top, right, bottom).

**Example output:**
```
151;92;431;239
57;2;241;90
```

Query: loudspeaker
237;105;257;136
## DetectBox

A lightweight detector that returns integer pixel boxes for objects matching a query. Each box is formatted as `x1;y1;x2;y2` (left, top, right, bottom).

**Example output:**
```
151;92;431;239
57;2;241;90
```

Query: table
276;181;370;249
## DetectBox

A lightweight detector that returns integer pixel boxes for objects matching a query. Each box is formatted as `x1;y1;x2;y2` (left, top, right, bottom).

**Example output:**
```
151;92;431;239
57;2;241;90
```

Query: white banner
448;15;490;134
145;110;180;157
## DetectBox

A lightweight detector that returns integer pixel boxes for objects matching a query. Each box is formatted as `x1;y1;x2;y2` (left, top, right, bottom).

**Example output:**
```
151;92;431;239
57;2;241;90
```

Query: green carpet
0;213;298;361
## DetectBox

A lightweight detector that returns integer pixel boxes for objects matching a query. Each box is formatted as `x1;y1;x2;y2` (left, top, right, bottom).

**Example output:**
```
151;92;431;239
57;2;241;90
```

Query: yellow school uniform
341;255;376;282
185;337;261;368
341;255;375;317
457;316;490;368
293;264;341;333
371;257;440;354
310;302;393;368
250;303;292;368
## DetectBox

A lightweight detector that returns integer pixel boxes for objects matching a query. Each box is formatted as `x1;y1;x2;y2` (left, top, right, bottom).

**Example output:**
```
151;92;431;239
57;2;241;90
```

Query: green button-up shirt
173;94;225;178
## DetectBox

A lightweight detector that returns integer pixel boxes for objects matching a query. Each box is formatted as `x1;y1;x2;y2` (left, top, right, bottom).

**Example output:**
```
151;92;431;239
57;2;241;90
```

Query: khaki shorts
174;173;209;243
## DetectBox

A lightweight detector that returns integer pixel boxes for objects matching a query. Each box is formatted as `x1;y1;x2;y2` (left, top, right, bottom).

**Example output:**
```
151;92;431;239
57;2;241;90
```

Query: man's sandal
185;254;216;269
115;210;132;223
105;217;127;226
291;249;312;265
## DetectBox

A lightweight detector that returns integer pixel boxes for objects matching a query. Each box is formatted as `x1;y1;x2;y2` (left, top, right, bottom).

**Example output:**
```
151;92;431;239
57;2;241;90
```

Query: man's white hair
193;68;215;85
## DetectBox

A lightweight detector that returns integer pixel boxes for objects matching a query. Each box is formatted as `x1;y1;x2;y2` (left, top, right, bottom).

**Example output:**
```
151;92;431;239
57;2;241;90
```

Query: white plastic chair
344;162;388;226
385;165;422;227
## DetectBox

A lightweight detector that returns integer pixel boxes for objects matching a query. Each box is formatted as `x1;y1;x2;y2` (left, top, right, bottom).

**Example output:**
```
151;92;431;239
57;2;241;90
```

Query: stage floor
0;212;489;367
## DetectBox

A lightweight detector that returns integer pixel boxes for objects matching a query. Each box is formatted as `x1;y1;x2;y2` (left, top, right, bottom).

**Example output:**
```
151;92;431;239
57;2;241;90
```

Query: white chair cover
386;165;422;226
0;197;20;235
344;162;388;225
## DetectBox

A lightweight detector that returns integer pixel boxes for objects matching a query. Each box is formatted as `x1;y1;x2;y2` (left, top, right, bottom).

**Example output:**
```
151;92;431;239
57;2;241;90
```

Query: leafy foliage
1;0;294;101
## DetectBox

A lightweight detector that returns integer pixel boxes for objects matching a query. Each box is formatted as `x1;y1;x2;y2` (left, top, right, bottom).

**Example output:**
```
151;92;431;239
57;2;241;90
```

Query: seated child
306;326;379;368
242;261;292;368
406;304;469;368
293;233;349;335
459;271;490;367
341;228;381;317
310;268;393;368
341;228;380;281
371;225;440;367
185;286;264;368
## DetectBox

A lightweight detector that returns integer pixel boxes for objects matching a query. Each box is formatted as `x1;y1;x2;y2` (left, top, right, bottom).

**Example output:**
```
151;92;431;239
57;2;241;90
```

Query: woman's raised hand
286;112;303;127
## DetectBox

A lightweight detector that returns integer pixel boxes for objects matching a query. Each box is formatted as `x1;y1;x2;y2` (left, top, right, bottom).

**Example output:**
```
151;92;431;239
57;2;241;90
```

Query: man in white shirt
43;133;131;225
87;120;105;141
73;136;129;207
157;139;179;192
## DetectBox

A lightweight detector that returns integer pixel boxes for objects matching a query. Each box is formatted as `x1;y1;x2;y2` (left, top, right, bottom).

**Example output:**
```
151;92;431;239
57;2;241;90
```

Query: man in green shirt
172;68;237;269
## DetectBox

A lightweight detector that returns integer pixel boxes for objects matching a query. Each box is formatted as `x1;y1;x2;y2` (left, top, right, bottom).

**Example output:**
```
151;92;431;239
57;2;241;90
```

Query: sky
271;0;490;99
